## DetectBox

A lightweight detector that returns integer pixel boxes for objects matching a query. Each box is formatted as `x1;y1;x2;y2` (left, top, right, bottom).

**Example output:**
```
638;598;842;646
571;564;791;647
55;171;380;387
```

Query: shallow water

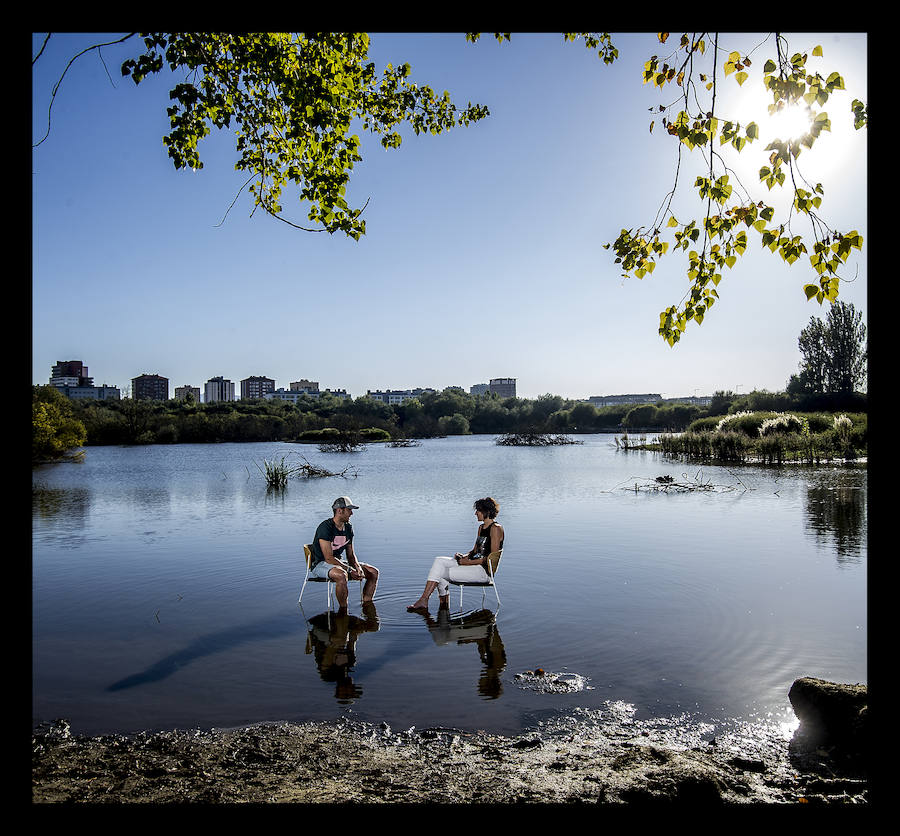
32;436;866;738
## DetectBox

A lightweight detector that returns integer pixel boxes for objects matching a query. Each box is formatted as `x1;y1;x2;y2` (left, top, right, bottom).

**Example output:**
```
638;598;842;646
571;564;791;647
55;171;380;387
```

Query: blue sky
32;32;867;400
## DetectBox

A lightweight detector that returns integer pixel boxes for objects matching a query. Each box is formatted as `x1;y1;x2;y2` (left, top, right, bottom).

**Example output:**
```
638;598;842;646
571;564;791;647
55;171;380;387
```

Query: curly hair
473;497;500;518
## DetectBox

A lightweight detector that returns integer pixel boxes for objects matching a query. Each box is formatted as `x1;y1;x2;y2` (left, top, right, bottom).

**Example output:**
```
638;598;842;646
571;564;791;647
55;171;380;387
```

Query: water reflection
303;603;380;703
32;484;90;524
33;440;867;737
409;608;507;699
804;473;867;562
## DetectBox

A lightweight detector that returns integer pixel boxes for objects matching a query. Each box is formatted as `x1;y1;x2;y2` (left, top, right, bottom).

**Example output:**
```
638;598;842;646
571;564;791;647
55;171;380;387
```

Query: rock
788;677;867;775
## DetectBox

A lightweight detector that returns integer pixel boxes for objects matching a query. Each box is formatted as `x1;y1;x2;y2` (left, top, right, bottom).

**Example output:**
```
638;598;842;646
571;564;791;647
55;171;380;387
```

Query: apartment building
204;376;235;403
366;387;436;405
132;374;169;401
175;385;201;403
240;376;275;400
50;360;93;388
290;379;320;394
488;378;516;398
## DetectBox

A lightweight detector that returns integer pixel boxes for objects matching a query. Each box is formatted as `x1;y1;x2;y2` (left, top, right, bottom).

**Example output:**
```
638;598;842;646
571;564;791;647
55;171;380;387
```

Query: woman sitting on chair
407;497;504;611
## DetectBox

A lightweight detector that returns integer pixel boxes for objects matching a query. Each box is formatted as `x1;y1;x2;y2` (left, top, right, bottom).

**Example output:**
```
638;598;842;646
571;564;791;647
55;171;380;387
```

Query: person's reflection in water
410;608;507;698
304;602;380;703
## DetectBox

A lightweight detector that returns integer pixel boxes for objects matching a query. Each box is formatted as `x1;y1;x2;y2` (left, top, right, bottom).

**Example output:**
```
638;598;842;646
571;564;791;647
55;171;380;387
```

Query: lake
32;435;867;743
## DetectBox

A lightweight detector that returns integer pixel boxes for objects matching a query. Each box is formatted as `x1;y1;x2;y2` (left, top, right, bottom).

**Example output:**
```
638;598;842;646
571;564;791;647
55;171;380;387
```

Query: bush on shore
659;411;866;464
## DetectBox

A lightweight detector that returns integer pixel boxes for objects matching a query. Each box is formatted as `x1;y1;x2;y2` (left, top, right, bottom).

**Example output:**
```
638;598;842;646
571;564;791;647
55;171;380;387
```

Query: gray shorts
310;560;345;580
310;560;370;581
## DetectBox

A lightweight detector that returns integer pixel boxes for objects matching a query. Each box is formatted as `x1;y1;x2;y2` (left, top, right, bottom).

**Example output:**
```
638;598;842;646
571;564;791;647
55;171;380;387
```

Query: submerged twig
614;471;744;493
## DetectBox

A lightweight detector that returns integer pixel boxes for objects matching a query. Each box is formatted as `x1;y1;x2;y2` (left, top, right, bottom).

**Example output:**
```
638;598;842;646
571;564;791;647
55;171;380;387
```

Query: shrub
758;413;809;437
716;411;773;437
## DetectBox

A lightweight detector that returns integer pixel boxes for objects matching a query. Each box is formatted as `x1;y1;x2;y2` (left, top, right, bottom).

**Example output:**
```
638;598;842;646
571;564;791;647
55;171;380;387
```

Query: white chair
298;544;362;609
449;550;502;610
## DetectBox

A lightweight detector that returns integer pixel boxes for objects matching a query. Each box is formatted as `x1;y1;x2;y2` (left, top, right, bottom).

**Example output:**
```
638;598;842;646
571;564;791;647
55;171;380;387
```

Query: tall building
50;360;93;388
470;383;489;396
240;376;275;400
175;385;201;403
290;379;320;394
132;374;169;401
489;378;516;398
204;376;235;403
49;360;118;400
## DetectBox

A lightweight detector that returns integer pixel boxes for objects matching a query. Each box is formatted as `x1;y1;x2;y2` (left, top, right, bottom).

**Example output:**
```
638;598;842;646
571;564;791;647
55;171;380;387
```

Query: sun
726;80;860;183
767;103;813;143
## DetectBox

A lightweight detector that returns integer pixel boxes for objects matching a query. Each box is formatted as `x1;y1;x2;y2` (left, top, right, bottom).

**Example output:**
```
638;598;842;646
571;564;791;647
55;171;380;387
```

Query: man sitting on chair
309;497;379;608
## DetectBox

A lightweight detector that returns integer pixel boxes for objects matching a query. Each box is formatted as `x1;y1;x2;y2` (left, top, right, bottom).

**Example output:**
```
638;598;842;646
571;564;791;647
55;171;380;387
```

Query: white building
53;384;120;400
204;376;235;403
266;388;317;404
367;388;435;405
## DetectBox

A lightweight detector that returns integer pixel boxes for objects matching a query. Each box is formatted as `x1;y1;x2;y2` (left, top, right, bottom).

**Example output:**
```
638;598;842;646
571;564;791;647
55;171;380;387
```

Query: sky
32;32;868;401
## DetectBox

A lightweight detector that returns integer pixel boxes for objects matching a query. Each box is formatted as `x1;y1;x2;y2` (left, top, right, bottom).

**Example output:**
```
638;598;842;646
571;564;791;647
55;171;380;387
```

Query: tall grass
254;454;358;489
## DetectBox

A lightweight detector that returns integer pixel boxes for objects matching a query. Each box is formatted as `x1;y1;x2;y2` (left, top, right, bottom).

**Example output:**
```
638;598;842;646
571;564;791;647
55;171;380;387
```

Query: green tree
32;385;87;462
794;300;866;394
36;33;493;238
438;412;470;435
622;403;659;429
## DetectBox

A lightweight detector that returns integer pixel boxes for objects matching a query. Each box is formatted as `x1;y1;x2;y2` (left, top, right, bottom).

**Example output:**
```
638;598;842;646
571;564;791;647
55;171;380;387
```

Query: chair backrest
303;544;313;569
485;550;502;576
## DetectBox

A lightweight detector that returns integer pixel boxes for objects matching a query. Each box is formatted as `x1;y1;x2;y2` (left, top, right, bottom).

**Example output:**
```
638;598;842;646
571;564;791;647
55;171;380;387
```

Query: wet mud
32;705;867;805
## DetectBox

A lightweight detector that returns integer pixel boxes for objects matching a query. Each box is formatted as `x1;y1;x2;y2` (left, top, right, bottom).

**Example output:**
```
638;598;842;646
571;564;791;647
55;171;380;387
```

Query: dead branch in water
614;471;749;494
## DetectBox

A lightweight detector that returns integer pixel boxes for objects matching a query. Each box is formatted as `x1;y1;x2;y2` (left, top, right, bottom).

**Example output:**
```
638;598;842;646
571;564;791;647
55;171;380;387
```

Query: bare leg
329;567;349;609
361;564;379;602
408;580;439;610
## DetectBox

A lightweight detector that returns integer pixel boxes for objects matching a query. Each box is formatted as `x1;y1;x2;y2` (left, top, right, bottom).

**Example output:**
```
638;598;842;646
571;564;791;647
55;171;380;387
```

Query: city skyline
42;357;721;403
33;33;867;401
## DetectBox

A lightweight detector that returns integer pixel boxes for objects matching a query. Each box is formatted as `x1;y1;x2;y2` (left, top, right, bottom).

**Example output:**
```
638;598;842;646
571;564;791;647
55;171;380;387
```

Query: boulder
788;677;867;775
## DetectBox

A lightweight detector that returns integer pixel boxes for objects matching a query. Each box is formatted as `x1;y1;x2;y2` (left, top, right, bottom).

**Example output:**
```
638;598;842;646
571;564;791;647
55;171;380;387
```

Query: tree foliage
790;300;867;395
602;33;866;344
32;385;87;462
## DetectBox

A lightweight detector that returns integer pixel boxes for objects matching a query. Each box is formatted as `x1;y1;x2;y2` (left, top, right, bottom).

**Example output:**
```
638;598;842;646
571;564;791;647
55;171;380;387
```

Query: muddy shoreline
32;708;868;805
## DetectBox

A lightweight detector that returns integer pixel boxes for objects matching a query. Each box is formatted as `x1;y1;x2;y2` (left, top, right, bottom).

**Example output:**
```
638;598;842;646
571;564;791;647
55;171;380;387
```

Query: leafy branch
603;32;866;345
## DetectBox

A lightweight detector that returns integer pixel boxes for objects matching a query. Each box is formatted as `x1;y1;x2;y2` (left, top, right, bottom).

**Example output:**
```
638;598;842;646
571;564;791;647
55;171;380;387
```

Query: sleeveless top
474;522;503;563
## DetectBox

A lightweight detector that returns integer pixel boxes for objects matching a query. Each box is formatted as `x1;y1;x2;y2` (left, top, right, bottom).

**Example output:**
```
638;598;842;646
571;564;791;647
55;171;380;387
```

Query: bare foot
407;599;429;611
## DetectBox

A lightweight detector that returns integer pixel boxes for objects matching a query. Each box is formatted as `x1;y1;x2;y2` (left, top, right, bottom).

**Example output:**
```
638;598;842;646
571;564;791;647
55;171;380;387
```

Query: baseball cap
332;496;359;510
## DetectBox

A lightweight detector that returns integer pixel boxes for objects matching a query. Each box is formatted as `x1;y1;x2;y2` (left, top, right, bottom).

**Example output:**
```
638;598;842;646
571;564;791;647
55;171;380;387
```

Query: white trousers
427;556;489;596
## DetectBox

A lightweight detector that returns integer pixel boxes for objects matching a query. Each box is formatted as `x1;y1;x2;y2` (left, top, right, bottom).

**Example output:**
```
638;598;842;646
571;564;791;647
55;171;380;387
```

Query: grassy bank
627;411;867;465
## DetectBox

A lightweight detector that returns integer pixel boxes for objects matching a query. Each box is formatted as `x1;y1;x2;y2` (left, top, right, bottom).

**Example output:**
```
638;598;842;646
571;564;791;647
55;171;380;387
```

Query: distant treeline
52;386;867;446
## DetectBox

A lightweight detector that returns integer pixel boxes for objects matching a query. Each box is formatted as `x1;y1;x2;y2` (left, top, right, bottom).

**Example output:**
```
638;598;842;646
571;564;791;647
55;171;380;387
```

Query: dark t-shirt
310;518;353;566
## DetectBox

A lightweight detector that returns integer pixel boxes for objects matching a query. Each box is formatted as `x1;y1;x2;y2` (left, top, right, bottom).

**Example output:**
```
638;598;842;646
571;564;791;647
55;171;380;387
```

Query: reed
255;453;357;489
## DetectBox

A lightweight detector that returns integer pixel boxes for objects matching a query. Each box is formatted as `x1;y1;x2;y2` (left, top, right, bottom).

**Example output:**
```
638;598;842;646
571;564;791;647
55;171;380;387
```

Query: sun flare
767;103;812;143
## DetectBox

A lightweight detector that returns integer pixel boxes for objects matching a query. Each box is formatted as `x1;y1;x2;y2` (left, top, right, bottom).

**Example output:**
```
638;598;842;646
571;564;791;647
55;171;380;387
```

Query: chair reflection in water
448;549;503;611
298;544;363;610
